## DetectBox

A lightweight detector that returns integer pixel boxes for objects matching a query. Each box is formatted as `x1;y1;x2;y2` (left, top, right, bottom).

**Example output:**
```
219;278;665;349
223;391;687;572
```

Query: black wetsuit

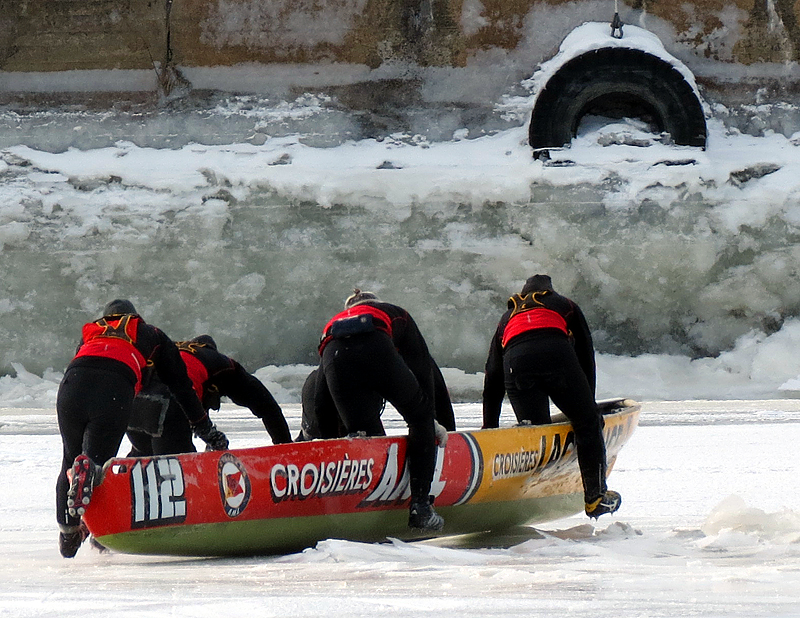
482;285;608;502
317;301;439;504
299;361;455;441
56;314;205;529
127;341;291;455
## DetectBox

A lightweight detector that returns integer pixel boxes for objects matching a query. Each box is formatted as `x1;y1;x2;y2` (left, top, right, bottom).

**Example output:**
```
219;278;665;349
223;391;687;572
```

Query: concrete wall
168;0;464;68
0;0;166;71
1;1;800;95
646;0;800;64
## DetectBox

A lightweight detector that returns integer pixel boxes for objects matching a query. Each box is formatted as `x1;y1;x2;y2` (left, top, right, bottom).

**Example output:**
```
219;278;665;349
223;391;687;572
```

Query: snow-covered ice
0;397;798;617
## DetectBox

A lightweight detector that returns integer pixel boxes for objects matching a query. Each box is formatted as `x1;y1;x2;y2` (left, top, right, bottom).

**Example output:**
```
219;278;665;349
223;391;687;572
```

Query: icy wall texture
2;100;800;376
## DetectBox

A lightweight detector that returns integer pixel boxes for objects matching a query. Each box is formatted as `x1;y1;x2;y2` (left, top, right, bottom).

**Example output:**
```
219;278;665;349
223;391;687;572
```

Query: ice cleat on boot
58;522;89;558
585;490;622;519
66;454;101;518
408;496;444;531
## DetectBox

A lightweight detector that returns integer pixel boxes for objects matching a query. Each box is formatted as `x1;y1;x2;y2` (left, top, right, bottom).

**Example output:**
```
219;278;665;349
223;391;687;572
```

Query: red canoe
82;398;640;556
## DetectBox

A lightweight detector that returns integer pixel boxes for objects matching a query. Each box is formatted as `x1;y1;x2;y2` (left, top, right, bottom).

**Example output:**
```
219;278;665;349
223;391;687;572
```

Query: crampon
585;490;622;519
66;454;101;518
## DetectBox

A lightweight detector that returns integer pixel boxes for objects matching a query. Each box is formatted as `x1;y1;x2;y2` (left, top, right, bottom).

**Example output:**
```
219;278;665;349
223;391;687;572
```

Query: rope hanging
611;0;624;38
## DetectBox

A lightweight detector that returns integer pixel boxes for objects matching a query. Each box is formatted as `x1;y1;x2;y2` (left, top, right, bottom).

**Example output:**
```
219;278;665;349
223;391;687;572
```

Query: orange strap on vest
75;315;147;389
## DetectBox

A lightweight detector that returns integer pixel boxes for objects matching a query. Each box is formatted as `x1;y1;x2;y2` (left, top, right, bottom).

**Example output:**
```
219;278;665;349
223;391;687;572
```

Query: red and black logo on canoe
218;453;251;518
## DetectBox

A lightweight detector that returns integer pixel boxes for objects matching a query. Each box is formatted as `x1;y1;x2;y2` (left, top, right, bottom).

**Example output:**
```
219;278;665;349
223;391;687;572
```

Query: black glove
192;417;229;451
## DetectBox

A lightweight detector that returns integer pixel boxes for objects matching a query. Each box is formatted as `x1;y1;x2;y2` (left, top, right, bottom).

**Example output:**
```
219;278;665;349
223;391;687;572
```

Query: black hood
521;274;554;295
103;299;137;317
190;334;217;351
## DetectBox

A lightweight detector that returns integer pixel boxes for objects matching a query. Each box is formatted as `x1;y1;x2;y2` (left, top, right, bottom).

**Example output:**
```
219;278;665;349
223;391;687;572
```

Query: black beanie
521;274;554;295
103;299;137;317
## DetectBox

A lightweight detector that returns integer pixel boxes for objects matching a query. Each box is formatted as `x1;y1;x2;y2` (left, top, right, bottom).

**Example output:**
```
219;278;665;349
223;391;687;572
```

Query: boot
585;490;622;519
58;522;88;558
408;496;444;531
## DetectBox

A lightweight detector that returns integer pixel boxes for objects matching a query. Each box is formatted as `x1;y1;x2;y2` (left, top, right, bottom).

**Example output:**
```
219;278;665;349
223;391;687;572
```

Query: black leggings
300;363;455;440
56;365;135;527
503;333;607;501
322;333;436;502
300;367;380;440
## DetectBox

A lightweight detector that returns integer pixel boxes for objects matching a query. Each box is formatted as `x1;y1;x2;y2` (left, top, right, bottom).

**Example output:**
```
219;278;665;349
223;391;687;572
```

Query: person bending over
481;275;621;519
316;289;445;531
127;334;291;455
56;300;227;558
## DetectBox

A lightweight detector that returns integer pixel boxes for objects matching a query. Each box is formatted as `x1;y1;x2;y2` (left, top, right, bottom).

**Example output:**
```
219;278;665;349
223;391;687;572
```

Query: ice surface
0;400;798;617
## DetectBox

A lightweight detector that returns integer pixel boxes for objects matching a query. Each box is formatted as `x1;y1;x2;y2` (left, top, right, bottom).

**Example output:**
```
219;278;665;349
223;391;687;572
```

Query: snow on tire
528;47;707;153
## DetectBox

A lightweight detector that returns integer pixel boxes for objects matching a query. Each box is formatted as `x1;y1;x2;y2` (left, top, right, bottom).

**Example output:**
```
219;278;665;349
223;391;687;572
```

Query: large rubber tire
529;47;707;151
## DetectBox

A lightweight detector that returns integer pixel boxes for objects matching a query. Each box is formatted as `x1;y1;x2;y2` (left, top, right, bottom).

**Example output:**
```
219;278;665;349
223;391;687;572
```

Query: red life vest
502;308;568;346
179;350;209;401
319;304;393;354
74;315;147;389
501;290;568;347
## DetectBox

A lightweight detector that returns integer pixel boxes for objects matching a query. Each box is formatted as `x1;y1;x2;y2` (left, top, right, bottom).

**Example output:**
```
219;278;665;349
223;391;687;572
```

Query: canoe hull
83;399;640;556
